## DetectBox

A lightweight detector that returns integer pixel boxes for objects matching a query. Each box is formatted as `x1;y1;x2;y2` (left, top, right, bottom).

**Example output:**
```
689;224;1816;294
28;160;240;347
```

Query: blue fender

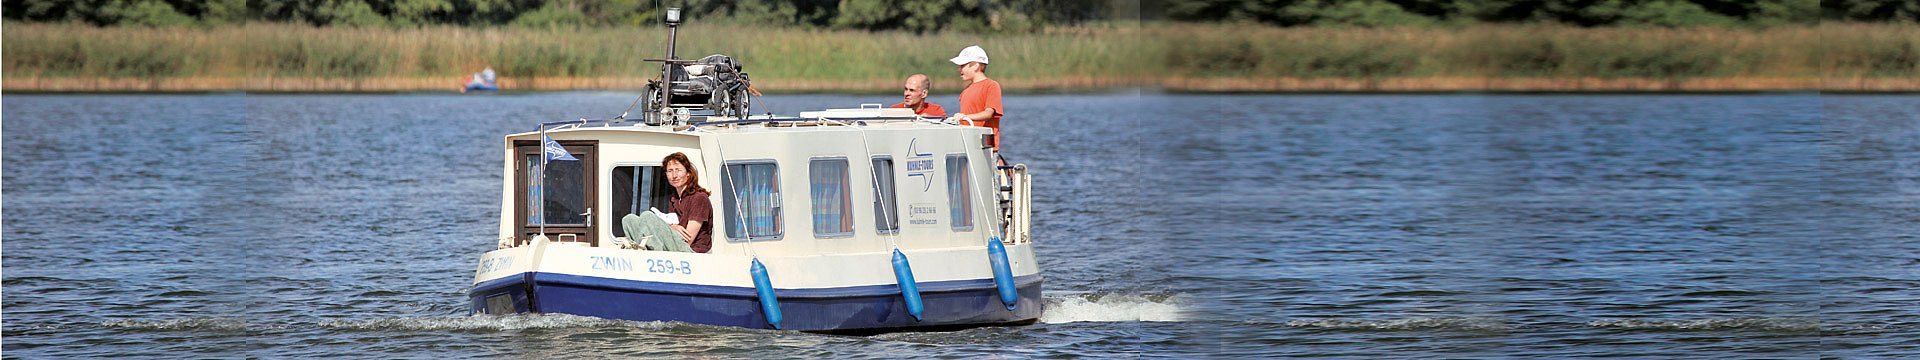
986;238;1018;310
750;258;782;329
892;249;925;321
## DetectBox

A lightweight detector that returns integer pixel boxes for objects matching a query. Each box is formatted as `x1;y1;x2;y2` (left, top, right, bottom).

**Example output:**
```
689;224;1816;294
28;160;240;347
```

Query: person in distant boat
944;46;1005;151
662;152;713;253
890;74;946;117
462;67;498;93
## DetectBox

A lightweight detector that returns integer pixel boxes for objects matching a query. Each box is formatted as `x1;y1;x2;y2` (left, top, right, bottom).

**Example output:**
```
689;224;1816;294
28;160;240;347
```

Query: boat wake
1039;292;1184;324
99;294;1182;334
1285;316;1511;332
1587;317;1818;332
101;317;255;332
319;313;671;332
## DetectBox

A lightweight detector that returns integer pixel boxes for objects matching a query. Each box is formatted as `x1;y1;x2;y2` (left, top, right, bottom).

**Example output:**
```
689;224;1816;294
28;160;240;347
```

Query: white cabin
496;109;1028;256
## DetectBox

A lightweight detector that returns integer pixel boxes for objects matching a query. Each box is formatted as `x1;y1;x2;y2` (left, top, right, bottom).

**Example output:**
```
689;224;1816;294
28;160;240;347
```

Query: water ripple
5;93;1912;357
1285;317;1511;332
1587;317;1819;333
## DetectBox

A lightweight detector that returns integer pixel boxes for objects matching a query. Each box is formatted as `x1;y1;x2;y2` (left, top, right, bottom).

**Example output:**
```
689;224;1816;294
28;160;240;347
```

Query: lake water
3;92;1915;358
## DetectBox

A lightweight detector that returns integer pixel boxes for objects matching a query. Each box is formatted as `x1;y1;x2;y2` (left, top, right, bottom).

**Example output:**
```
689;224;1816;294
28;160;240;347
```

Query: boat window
809;158;855;238
872;157;900;234
946;154;974;231
512;140;596;246
721;161;783;241
525;154;588;225
610;165;674;238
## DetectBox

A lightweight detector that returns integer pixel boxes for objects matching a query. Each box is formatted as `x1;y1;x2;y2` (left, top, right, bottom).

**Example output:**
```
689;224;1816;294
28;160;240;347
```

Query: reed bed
1160;24;1854;79
4;22;1914;92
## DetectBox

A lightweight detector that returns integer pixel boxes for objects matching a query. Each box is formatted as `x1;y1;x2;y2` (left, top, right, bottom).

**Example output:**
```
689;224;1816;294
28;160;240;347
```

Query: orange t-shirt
889;101;947;117
958;78;1005;149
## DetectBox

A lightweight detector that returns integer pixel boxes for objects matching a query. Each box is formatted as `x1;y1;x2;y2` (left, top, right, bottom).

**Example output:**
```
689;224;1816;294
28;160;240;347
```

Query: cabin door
513;140;598;246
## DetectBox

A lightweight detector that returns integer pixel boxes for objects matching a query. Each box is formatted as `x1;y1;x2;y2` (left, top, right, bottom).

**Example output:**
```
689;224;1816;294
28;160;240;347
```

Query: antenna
664;7;681;61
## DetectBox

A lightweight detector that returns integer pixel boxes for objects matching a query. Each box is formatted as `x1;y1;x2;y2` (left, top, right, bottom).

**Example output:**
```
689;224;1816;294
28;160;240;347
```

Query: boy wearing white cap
946;45;1005;150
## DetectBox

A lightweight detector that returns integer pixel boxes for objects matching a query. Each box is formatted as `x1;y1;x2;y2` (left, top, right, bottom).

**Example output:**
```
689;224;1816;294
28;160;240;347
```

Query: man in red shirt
945;45;1004;151
890;74;946;117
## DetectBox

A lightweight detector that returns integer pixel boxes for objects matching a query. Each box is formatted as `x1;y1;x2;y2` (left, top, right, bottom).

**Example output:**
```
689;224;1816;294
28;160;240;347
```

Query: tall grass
1820;23;1920;78
3;22;1914;91
3;22;1153;90
1159;24;1854;79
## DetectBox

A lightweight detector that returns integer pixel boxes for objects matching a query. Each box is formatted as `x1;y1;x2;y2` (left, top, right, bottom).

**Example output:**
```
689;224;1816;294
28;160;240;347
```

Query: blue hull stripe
473;272;1040;299
469;272;1044;331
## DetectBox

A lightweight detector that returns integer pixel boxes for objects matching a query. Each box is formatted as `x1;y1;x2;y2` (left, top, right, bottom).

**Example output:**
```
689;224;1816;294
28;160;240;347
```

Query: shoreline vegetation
5;23;1917;93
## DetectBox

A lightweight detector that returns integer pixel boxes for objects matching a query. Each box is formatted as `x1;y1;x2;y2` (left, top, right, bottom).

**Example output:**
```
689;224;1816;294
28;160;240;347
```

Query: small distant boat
462;67;498;93
462;82;498;92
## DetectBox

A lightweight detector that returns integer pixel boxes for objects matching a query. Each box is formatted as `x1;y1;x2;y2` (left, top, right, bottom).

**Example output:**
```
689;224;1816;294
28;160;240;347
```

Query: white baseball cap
949;45;989;65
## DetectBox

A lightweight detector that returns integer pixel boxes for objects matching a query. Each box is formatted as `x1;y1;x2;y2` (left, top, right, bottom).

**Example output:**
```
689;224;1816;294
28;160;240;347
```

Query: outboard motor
643;8;754;124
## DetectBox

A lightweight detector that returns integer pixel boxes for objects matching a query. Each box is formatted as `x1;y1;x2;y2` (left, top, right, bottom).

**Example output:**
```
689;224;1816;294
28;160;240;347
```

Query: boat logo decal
479;256;515;274
590;256;636;272
906;138;936;192
590;255;694;275
646;259;694;275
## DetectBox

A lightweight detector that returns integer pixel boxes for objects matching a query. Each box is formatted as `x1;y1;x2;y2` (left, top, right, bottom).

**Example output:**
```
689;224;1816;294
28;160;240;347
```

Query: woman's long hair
663;152;707;196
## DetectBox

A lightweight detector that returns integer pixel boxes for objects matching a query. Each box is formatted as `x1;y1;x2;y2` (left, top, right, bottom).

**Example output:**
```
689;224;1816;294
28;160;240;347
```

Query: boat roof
506;107;963;139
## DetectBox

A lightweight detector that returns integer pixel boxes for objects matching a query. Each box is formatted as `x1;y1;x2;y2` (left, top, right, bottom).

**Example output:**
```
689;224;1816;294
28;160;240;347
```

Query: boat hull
469;271;1043;331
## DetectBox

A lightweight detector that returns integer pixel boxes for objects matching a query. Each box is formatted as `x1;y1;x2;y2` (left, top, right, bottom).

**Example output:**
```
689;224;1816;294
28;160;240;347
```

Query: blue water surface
3;92;1915;358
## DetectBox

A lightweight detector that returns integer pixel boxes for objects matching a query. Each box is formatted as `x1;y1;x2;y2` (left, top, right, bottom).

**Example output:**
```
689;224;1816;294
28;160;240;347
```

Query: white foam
1038;292;1184;324
101;317;252;331
1587;317;1818;332
1286;317;1511;331
319;313;670;331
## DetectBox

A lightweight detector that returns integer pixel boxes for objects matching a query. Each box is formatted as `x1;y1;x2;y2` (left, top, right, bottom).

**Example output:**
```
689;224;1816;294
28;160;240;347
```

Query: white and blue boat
462;67;498;93
467;106;1042;331
462;82;498;92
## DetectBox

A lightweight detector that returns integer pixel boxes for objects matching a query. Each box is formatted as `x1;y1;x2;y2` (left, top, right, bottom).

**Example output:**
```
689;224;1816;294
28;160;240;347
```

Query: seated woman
620;208;686;251
620;152;713;253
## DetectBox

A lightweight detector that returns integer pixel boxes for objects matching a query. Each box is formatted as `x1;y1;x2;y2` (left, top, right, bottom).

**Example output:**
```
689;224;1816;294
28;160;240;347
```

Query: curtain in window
811;160;853;236
724;163;782;239
527;158;542;225
872;158;899;233
946;155;974;230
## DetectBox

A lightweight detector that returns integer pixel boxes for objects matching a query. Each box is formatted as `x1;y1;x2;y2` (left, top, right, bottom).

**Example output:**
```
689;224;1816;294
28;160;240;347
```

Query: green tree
576;0;654;26
101;0;196;26
1297;0;1437;27
250;0;538;26
1165;0;1306;25
4;0;195;26
315;0;390;27
510;1;588;27
197;0;248;25
829;0;983;32
1749;0;1816;25
1607;0;1738;27
386;0;455;25
832;0;902;29
1825;0;1920;21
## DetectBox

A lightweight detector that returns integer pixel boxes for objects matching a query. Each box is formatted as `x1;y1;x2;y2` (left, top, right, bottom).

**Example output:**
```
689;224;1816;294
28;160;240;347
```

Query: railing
1001;163;1033;244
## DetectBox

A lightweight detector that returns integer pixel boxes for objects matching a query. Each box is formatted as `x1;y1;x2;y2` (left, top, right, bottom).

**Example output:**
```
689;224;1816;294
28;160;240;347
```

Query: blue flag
543;135;578;161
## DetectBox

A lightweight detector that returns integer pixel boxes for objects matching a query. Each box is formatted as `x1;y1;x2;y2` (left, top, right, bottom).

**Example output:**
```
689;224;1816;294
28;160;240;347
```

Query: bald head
908;74;931;92
902;74;931;107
